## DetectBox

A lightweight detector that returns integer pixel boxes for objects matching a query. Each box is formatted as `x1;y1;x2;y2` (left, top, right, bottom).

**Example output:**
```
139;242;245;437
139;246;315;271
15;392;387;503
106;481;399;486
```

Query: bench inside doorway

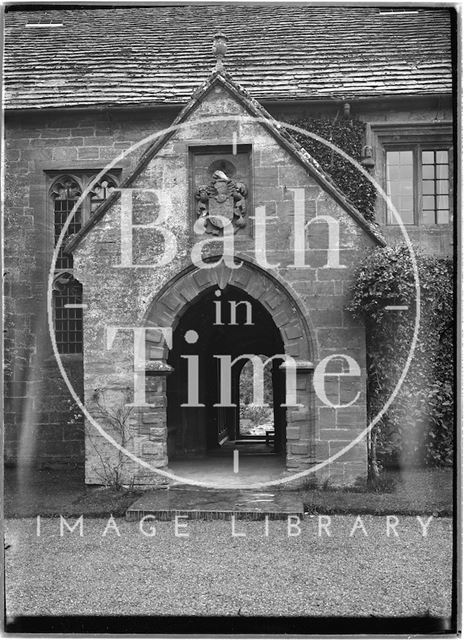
265;430;275;447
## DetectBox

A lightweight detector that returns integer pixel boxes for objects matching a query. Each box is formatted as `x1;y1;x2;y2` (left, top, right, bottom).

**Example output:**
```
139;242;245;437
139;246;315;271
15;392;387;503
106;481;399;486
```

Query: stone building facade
67;70;382;486
4;6;454;486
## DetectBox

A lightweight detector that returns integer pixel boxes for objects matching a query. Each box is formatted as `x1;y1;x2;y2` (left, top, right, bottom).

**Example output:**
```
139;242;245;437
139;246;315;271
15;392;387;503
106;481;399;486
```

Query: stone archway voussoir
176;273;201;303
192;268;216;290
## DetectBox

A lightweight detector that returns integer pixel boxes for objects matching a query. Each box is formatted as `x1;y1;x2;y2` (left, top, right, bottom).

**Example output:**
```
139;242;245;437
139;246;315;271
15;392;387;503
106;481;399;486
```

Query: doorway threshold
167;455;285;486
126;488;303;521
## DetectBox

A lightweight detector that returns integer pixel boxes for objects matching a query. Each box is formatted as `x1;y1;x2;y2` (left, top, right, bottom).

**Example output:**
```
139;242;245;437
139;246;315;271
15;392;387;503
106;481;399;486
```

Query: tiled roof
4;5;453;110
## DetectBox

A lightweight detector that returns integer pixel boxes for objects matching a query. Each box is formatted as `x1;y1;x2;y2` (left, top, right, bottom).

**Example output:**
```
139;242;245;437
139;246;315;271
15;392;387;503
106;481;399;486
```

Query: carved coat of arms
195;170;248;235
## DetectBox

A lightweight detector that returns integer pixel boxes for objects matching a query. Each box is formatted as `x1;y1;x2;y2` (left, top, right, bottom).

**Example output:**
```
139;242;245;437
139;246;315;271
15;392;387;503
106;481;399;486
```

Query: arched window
51;173;119;269
50;172;119;354
51;175;82;270
89;177;117;213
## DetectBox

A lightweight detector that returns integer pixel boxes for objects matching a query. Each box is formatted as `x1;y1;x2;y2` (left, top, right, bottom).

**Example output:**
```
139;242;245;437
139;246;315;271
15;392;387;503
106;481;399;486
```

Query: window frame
418;147;451;226
369;123;453;227
53;272;84;355
48;170;121;356
384;145;417;226
48;171;121;249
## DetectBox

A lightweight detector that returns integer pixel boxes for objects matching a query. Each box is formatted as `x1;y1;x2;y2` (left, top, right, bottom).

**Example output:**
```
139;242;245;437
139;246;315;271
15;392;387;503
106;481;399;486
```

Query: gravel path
5;516;452;617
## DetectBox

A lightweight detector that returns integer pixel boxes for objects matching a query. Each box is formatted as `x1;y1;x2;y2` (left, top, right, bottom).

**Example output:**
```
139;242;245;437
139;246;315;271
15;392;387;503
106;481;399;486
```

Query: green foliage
239;359;274;427
289;116;376;222
239;404;272;427
239;359;273;405
348;245;454;468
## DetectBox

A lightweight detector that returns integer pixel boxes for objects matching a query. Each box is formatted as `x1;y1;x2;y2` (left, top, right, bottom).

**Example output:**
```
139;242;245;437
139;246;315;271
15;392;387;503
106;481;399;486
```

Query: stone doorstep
125;488;304;521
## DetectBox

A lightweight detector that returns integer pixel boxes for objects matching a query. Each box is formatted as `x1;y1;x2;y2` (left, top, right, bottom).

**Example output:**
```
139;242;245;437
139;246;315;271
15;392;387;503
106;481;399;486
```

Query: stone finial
212;32;228;70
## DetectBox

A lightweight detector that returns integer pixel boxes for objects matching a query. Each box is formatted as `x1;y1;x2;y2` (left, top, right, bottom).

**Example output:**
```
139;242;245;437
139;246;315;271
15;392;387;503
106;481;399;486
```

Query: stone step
125;488;304;521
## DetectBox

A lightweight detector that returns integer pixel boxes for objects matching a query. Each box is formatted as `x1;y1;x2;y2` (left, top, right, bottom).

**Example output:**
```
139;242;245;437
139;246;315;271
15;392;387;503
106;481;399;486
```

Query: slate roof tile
4;5;453;110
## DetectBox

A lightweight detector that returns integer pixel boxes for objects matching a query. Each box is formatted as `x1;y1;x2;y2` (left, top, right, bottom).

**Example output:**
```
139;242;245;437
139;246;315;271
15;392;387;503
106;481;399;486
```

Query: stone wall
4;92;452;472
4;107;177;467
269;95;454;257
72;83;375;486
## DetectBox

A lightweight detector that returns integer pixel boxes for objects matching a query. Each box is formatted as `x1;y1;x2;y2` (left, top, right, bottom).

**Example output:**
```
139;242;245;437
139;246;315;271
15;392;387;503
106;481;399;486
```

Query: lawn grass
4;465;453;518
300;468;453;516
4;465;143;518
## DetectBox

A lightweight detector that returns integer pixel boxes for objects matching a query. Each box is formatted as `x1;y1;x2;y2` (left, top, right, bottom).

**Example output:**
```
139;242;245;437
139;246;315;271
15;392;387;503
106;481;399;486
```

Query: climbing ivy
289;116;376;222
348;245;454;469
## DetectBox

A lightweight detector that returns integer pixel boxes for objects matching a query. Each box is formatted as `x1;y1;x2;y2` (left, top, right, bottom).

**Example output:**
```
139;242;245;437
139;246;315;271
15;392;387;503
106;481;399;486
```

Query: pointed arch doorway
166;285;287;462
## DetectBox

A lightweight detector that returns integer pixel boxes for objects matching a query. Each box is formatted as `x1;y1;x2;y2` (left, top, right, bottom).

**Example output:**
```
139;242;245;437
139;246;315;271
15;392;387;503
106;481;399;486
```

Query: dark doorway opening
166;285;286;460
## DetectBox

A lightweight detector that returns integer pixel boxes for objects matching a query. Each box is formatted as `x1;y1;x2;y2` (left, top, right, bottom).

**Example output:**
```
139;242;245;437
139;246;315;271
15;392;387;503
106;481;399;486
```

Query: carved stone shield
209;176;235;223
195;169;248;235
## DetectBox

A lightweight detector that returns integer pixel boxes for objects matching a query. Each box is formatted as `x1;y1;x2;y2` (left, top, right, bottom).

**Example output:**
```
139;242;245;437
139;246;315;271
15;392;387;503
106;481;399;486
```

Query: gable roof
65;67;385;253
4;5;453;110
